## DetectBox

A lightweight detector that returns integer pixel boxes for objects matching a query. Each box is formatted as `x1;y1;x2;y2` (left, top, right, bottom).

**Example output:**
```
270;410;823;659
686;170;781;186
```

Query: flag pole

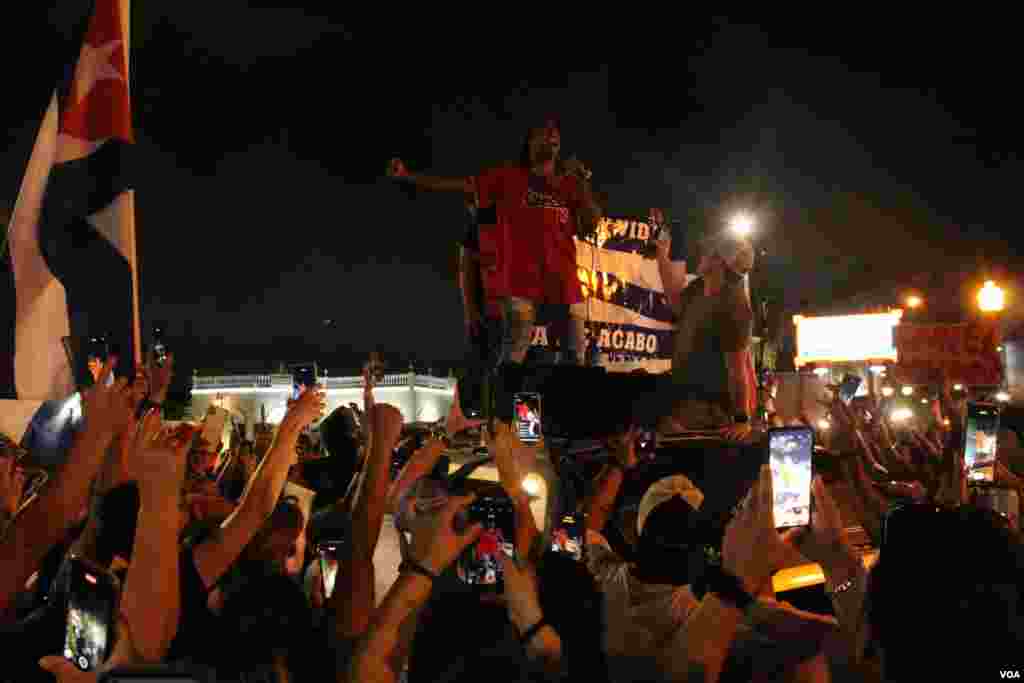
121;0;141;368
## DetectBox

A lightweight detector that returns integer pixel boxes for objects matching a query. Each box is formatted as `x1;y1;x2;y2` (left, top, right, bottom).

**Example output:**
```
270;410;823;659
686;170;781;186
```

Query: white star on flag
72;40;125;104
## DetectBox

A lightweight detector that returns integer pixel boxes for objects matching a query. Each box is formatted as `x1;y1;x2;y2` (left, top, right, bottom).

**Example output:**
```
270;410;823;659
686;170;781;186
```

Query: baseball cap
703;233;755;276
636;474;704;536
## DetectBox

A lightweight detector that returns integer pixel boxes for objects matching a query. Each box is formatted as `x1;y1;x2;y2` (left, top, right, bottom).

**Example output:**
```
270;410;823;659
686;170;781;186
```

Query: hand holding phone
456;495;515;589
407;493;483;576
316;540;343;600
513;393;542;443
768;427;814;529
551;513;584;561
964;402;999;484
63;557;118;672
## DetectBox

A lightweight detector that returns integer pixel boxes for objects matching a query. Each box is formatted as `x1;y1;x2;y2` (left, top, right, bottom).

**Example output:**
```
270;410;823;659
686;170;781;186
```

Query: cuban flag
4;0;139;407
530;212;695;373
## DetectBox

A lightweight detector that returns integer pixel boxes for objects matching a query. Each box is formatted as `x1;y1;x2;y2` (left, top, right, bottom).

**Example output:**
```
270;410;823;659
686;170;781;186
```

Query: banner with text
530;214;690;373
893;322;1003;386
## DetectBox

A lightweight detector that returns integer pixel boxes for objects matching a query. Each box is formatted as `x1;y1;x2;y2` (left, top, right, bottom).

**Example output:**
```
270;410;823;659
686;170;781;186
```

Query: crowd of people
0;116;1022;683
1;337;1022;683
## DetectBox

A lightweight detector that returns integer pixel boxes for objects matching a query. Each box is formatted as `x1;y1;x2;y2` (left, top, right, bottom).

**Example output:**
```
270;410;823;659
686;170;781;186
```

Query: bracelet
827;577;856;596
399;559;438;582
519;617;549;646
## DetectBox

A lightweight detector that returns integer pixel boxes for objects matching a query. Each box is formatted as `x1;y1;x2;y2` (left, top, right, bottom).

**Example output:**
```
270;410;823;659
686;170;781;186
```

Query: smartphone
151;325;168;368
551;513;584;561
964;402;999;484
85;336;114;387
456;496;515;589
838;374;863;404
63;558;118;672
768;427;814;529
292;366;316;401
637;426;657;461
514;393;542;443
316;540;344;600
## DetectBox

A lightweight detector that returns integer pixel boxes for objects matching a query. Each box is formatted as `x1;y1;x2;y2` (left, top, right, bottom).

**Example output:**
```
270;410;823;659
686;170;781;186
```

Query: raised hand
371;403;404;453
386;158;409;178
488;422;532;498
446;384;484;437
607;426;640;471
722;465;787;596
781;477;850;569
81;359;136;438
148;352;174;404
280;386;326;435
129;416;191;501
499;553;544;632
407;493;483;574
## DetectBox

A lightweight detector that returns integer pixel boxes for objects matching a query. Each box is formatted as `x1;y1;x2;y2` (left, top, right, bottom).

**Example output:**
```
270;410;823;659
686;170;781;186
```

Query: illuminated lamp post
978;281;1005;314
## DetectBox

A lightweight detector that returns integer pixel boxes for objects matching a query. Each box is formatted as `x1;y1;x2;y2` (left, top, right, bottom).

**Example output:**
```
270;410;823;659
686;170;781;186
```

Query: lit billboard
794;311;903;366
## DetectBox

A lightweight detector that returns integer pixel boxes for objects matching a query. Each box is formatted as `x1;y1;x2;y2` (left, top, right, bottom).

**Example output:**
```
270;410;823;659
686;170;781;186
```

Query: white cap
636;474;704;536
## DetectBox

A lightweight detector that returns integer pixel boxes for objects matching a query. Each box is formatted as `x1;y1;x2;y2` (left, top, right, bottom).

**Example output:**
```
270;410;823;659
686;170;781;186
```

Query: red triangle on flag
60;0;133;145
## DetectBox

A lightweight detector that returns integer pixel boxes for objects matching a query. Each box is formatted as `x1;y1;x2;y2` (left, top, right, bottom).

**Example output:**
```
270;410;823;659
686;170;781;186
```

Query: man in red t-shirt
388;117;602;365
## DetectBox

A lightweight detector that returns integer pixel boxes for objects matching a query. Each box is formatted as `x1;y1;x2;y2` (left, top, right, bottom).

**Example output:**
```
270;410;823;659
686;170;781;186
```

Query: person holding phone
388;116;602;366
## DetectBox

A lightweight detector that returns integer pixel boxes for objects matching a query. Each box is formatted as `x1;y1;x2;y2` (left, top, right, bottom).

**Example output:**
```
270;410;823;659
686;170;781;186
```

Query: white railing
192;373;453;392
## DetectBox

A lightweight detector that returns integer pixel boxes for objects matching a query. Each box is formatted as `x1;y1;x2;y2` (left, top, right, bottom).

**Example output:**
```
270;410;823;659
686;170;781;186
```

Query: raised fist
387;158;409;178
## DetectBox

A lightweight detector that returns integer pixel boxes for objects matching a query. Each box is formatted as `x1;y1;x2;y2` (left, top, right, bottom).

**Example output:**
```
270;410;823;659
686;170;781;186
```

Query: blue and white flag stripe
531;217;692;372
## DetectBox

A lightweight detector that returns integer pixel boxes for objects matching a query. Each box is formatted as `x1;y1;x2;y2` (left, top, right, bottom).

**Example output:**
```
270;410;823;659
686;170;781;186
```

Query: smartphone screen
317;541;343;600
838;375;863;404
514;393;542;443
292;367;316;401
637;426;657;461
769;427;814;528
64;560;117;672
964;402;999;484
152;326;167;368
551;513;584;561
457;496;515;588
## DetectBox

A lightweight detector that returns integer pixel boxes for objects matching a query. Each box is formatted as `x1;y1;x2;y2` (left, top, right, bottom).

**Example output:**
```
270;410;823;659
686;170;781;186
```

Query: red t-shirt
475;165;584;306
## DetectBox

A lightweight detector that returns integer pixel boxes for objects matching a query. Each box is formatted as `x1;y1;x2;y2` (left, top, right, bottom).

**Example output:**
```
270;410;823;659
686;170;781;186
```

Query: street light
729;212;755;238
891;407;914;423
905;295;924;310
901;386;914;396
978;281;1005;313
881;386;895;397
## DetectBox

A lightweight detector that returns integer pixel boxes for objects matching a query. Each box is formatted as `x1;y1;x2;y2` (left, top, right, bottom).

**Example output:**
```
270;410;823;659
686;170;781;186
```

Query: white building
189;372;456;433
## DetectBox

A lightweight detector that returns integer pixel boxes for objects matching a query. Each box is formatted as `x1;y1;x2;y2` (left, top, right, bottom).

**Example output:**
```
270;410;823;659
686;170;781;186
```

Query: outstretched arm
386;158;473;194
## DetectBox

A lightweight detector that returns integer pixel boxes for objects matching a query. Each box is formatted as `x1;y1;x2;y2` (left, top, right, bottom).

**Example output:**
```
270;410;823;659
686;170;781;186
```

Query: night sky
3;6;1023;375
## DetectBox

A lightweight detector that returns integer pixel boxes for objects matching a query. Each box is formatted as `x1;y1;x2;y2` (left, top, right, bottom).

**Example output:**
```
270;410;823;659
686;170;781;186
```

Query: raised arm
347;494;482;683
192;387;325;588
0;360;134;620
386;158;474;194
329;402;404;639
583;428;638;534
117;417;190;663
489;422;541;557
656;237;687;313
